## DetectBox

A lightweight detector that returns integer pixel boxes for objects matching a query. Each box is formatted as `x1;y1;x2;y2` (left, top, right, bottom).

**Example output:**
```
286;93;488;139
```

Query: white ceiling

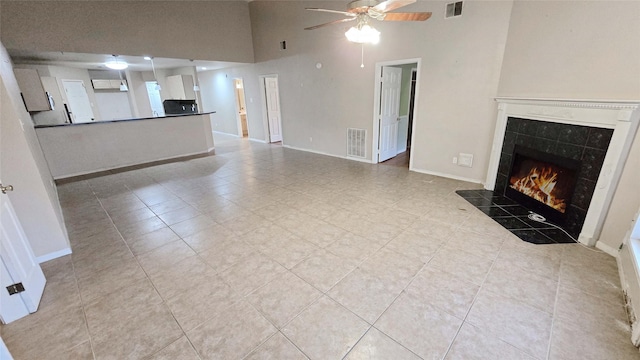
7;50;247;72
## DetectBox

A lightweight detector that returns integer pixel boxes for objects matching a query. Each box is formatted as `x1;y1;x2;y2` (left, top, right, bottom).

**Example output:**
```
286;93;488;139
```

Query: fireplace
505;145;581;225
475;98;639;252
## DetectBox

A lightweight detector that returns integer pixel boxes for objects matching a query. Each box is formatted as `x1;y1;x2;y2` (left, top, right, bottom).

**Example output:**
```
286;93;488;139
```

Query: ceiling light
105;55;128;70
193;84;200;92
345;24;380;44
155;82;162;91
143;56;152;60
201;67;207;70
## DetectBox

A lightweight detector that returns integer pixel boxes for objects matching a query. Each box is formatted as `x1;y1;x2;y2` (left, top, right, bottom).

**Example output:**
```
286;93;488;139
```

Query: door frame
259;74;283;143
234;78;249;138
371;58;421;166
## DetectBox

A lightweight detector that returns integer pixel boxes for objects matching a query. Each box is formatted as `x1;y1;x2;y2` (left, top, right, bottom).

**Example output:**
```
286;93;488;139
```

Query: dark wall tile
571;178;596;210
564;207;586;238
498;153;512;176
503;131;516;155
495;174;508;193
535;122;562;141
519;119;539;136
558;125;590;146
556;143;583;160
515;134;535;148
580;148;607;181
587;128;614;150
530;138;556;154
506;117;521;132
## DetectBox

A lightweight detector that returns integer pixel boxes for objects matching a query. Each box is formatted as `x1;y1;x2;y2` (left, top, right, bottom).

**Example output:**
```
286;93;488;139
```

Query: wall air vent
347;128;366;158
446;1;463;18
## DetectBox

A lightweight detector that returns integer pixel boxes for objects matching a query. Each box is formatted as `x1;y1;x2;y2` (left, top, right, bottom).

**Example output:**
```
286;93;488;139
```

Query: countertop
34;112;216;129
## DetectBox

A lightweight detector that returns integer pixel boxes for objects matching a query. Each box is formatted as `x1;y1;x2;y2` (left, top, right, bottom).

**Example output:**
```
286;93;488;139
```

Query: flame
510;166;567;213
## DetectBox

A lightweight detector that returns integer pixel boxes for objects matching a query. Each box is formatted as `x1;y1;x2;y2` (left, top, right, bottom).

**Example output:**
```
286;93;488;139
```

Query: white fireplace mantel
486;98;640;252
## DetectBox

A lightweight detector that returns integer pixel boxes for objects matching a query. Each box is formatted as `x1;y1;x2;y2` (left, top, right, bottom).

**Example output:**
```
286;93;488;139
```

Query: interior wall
239;0;514;178
198;69;244;137
599;127;640;250
497;1;640;100
129;71;153;118
0;42;69;260
0;1;255;63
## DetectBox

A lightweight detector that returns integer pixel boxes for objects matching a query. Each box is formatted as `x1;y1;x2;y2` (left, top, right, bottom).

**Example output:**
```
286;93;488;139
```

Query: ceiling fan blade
306;8;356;17
382;12;432;21
304;17;355;30
373;0;416;13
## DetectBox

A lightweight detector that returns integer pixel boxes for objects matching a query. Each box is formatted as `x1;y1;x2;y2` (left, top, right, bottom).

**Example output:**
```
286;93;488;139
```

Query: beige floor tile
198;239;256;272
148;198;191;216
182;223;237;253
2;306;89;360
257;236;320;269
385;229;444;263
136;239;197;275
127;227;180;255
109;207;157;228
374;292;462;360
242;223;294;247
445;228;505;260
116;216;168;241
428;247;494;286
247;272;322;328
245;332;308;360
358;247;424;290
58;341;94;360
325;232;382;263
169;214;218;238
559;260;623;306
292;249;359;292
283;296;370;360
90;302;183;360
166;272;241;331
405;266;479;319
147;255;218;300
549;316;640;360
444;322;536;360
345;327;421;360
157;205;201;226
219;252;288;296
38;255;81;313
148;336;200;360
72;241;135;279
187;300;277;360
408;218;457;241
328;268;404;324
466;289;552;359
220;213;272;235
482;259;558;314
302;222;349;248
76;257;147;304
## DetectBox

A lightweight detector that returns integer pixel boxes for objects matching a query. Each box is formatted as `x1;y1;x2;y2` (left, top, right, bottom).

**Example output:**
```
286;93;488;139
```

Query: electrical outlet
452;157;458;164
458;153;474;167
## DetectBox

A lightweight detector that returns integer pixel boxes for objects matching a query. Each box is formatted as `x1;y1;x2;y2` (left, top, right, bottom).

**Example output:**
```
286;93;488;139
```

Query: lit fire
510;166;566;213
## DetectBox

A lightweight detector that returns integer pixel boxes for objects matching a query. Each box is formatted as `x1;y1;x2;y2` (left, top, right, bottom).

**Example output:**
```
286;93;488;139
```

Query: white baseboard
249;138;267;143
282;144;373;164
213;130;240;137
37;247;72;263
595;240;619;256
408;167;484;184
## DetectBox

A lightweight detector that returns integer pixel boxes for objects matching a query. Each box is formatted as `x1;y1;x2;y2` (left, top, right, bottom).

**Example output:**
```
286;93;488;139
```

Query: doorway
260;75;283;143
145;81;165;117
234;79;249;138
372;59;420;167
61;80;95;123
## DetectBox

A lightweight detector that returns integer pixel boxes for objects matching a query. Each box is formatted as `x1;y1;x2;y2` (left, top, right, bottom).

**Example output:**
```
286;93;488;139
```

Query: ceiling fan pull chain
361;43;365;68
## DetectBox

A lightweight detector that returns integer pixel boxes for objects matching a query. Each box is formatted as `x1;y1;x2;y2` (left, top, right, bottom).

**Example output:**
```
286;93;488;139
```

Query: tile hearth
456;189;576;245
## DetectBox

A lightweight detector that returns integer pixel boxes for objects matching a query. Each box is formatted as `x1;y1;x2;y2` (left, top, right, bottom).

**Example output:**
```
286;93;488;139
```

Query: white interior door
146;82;165;117
0;187;46;324
62;80;94;123
264;77;283;143
378;66;402;162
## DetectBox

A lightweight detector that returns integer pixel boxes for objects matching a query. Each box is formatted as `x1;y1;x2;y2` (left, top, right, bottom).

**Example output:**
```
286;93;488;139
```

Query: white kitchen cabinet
166;75;195;100
13;68;52;112
91;79;127;90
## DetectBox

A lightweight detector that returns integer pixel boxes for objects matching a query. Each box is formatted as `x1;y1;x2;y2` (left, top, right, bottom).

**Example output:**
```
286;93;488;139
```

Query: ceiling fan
305;0;432;44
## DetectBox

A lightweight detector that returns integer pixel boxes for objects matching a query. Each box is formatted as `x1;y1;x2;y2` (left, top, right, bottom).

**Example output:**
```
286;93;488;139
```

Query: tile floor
1;134;638;359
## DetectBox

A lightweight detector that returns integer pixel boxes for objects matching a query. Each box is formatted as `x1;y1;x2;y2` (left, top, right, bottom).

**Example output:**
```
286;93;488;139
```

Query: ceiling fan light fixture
345;23;380;44
105;55;128;70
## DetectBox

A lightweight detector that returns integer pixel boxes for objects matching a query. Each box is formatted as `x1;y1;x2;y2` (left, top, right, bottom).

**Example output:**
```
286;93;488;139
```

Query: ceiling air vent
446;1;463;18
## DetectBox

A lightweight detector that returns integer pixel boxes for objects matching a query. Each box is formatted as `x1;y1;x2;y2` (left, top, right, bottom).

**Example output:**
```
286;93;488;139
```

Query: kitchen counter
35;112;215;179
34;112;216;128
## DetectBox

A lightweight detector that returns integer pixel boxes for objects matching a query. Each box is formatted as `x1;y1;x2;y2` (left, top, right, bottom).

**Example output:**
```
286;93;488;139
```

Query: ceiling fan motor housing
347;0;381;13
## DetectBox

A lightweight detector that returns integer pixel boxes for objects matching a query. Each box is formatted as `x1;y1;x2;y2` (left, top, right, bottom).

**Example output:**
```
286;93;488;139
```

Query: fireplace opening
505;145;581;225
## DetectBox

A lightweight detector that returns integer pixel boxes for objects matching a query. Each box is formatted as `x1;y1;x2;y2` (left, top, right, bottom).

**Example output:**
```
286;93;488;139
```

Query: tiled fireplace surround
482;98;639;254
